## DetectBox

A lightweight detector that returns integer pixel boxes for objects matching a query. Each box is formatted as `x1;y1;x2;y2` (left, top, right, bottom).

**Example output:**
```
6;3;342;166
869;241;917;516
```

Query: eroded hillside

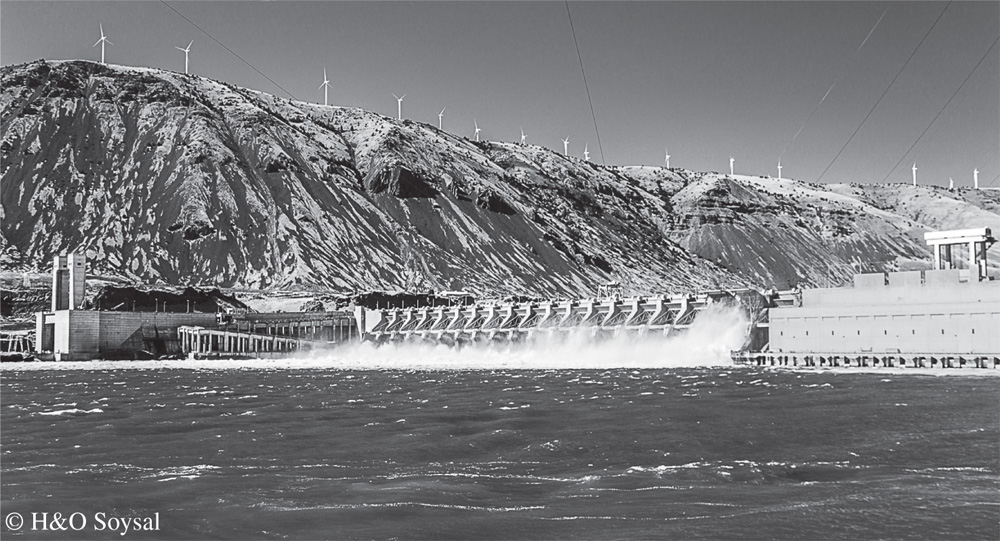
3;60;998;295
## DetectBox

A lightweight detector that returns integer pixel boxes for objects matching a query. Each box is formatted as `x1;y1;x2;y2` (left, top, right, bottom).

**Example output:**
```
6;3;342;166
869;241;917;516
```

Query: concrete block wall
771;278;1000;355
888;271;924;288
854;273;886;288
771;305;1000;354
97;312;218;351
67;311;101;353
35;311;220;354
802;279;999;308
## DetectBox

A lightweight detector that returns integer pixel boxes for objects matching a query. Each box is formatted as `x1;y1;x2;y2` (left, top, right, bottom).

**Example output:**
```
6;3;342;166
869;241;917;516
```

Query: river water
2;359;998;540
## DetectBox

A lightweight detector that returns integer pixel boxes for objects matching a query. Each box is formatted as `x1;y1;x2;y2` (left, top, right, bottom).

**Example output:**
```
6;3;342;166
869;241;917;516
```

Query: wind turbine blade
106;40;113;46
187;40;193;50
94;39;102;47
100;23;104;37
392;94;399;100
440;107;446;115
176;47;186;51
400;94;406;100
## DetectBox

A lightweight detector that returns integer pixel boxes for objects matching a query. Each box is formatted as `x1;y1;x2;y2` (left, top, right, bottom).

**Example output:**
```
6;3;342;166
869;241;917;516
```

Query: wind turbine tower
438;108;446;130
520;127;526;145
665;148;670;168
729;156;735;176
583;144;590;162
974;168;980;189
94;24;112;65
392;94;405;121
912;163;918;186
562;137;570;156
777;160;783;180
948;177;954;189
474;120;481;142
176;40;193;74
319;68;331;106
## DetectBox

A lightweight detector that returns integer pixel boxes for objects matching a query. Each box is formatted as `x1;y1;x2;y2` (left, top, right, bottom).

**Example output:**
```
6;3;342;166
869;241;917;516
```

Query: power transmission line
879;36;999;184
815;1;951;183
159;0;298;101
779;5;889;159
565;1;605;165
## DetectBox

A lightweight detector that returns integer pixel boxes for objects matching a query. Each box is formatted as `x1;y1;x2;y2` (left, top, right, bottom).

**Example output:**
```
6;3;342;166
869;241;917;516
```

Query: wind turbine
974;168;980;189
777;160;782;180
319;68;331;106
438;107;446;130
176;40;193;74
665;148;670;168
392;94;405;120
949;177;954;190
93;24;112;65
520;127;526;145
583;144;590;162
729;156;735;176
562;137;570;156
912;163;918;186
474;120;481;142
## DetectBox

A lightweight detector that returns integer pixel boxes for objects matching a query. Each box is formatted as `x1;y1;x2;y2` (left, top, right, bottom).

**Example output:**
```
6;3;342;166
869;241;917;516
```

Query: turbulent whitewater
2;366;997;539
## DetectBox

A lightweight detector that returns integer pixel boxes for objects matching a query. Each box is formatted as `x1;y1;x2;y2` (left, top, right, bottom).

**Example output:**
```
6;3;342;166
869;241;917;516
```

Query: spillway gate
359;291;768;346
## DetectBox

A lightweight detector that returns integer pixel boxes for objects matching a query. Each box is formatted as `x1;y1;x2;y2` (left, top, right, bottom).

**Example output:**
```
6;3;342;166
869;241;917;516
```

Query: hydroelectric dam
357;288;775;349
25;228;999;369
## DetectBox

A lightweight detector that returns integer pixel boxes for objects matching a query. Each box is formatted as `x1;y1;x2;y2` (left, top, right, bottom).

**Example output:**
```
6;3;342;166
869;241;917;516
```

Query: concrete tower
52;252;86;311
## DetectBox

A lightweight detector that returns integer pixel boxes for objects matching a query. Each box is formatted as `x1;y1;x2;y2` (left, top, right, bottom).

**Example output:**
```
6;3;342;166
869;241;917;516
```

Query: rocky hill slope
2;60;998;296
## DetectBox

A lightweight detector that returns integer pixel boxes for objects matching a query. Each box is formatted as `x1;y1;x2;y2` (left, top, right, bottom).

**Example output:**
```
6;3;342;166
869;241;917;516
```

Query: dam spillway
357;290;772;347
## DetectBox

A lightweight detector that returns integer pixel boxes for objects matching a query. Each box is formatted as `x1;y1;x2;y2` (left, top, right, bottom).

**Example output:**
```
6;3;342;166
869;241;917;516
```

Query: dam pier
358;289;770;346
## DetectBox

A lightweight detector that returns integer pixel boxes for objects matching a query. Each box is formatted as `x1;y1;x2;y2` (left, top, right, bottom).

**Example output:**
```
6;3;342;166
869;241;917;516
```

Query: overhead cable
159;0;298;101
879;36;999;184
815;1;951;183
779;5;890;159
565;1;606;165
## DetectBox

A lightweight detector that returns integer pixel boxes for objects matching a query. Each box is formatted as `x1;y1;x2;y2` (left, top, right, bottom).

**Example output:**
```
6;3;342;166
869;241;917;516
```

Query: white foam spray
319;303;749;371
3;306;750;371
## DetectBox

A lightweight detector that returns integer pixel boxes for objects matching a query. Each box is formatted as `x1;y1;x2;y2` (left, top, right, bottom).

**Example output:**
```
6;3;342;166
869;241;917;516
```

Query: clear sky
2;1;998;187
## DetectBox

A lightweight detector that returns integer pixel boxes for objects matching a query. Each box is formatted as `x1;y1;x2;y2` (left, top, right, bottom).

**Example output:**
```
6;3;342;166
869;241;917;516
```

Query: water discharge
326;303;750;370
1;305;749;371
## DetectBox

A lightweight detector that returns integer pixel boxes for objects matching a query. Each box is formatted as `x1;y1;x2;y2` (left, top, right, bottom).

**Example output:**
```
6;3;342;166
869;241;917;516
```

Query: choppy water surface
2;367;998;540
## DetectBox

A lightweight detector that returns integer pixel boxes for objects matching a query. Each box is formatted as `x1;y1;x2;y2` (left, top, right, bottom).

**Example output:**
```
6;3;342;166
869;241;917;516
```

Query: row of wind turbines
93;24;194;74
377;86;601;161
344;77;991;187
89;25;989;188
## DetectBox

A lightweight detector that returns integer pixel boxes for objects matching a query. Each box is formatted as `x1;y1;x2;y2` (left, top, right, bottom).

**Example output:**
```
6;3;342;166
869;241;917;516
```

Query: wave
35;407;104;416
256;501;545;513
